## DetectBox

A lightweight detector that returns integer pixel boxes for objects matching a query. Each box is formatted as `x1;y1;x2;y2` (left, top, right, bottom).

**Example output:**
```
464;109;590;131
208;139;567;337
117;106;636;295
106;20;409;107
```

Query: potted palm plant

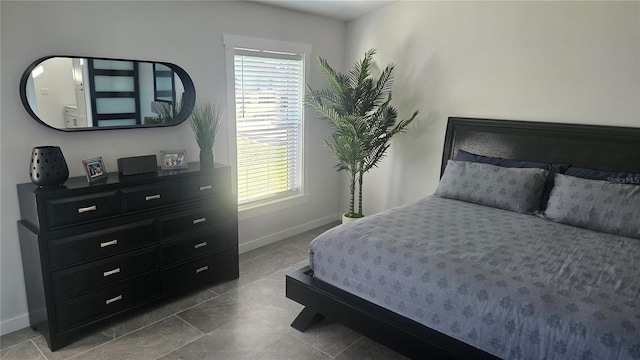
190;101;222;168
307;49;418;222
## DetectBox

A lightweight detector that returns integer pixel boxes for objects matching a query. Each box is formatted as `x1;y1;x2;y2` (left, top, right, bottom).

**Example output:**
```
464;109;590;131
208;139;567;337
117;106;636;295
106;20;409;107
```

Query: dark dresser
16;163;238;351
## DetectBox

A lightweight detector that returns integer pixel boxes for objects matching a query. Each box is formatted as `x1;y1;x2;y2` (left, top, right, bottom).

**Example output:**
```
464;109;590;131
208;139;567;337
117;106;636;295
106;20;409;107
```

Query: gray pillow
544;173;640;239
435;160;548;214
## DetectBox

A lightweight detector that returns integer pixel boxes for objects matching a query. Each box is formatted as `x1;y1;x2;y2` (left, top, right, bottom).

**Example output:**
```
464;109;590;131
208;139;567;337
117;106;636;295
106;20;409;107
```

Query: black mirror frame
19;56;196;132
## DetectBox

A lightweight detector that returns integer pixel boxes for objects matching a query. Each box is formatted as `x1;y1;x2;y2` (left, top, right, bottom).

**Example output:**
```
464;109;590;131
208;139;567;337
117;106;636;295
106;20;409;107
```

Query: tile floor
0;222;408;360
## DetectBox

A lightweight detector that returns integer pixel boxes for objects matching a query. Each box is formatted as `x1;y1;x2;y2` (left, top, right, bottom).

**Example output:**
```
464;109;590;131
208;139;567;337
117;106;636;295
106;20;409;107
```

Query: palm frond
306;48;420;215
348;49;375;90
373;64;395;106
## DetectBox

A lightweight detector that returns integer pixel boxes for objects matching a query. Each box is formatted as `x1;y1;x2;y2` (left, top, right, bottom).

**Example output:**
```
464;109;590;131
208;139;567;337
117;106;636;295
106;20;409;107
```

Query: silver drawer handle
78;205;97;213
193;217;207;225
105;295;122;305
195;266;209;273
100;239;118;248
199;185;212;191
145;194;161;201
194;241;207;249
103;268;121;277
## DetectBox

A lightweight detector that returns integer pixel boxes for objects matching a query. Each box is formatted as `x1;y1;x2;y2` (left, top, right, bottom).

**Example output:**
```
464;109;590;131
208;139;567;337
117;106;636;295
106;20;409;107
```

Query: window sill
238;193;310;221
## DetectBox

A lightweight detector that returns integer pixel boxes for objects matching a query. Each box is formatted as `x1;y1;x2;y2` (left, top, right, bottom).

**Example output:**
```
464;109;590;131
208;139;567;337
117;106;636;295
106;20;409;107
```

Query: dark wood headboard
441;117;640;175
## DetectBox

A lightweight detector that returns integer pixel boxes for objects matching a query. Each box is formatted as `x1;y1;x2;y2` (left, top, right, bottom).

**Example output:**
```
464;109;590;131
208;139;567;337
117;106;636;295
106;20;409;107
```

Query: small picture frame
82;157;107;183
160;149;188;170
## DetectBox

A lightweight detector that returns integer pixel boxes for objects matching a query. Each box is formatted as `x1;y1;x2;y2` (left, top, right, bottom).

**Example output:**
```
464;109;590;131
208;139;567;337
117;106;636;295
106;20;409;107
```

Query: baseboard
1;312;31;336
238;212;341;254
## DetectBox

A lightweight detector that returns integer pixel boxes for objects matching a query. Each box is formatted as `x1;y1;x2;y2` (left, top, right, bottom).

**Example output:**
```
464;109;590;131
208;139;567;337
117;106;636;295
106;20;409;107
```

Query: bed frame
286;117;640;359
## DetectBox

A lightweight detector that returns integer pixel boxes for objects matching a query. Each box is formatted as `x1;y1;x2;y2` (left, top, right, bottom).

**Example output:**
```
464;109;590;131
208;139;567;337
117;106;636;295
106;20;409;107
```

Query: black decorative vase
199;150;214;169
30;146;69;188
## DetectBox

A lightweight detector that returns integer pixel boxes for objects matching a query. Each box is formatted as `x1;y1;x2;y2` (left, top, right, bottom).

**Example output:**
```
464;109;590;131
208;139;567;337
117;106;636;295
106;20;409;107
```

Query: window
225;35;310;210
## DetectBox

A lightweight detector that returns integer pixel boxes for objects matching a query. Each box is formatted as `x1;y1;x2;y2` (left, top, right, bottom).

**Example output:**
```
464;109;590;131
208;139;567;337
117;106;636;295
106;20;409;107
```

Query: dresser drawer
55;272;160;331
179;172;230;202
158;206;231;241
161;249;235;293
120;181;179;214
17;164;237;351
158;226;233;268
46;191;119;228
52;247;157;301
48;219;156;270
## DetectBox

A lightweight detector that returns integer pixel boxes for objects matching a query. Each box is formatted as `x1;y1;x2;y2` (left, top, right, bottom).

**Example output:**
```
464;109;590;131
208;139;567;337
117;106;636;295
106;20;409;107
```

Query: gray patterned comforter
310;196;640;360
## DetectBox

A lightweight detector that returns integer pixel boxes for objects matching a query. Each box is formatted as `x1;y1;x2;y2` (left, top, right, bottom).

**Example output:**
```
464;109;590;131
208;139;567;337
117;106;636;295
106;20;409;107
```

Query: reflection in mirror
20;56;196;131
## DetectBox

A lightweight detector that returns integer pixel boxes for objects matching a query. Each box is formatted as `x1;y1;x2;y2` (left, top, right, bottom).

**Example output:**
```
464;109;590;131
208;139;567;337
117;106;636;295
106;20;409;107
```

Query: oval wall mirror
20;56;196;131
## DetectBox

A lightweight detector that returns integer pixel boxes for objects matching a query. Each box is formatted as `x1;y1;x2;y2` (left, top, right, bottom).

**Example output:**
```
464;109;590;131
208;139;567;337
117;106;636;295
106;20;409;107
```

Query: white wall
0;0;344;334
344;1;640;215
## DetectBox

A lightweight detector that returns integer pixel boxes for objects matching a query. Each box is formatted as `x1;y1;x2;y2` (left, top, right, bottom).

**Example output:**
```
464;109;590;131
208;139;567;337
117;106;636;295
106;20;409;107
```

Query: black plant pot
199;150;214;169
30;146;69;188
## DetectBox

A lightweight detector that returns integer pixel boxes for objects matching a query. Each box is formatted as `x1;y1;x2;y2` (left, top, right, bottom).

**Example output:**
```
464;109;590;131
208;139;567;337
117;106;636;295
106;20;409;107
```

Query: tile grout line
0;338;47;360
208;255;303;298
153;317;207;360
330;335;365;359
173;292;222;314
206;287;220;297
152;333;206;360
289;333;342;359
64;336;117;360
31;339;49;360
0;337;35;354
35;293;213;360
242;244;299;264
51;290;224;360
24;291;221;358
152;334;206;360
63;302;215;360
174;313;206;335
286;318;364;360
173;307;244;339
64;313;204;360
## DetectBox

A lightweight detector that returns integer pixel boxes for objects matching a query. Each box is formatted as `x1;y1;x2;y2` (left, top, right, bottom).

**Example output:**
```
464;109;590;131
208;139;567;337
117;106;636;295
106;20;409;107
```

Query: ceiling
247;0;396;21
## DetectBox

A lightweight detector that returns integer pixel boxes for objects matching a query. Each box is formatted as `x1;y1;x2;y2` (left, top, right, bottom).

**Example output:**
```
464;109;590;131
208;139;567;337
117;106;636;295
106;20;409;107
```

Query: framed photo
82;157;107;183
160;149;188;170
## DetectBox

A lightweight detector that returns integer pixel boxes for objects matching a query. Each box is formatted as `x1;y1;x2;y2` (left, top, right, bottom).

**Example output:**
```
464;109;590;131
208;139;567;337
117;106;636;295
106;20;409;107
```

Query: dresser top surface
18;162;229;194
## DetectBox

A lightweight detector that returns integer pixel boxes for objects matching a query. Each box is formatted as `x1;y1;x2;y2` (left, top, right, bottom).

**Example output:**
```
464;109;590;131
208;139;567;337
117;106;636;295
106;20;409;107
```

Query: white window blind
234;49;304;206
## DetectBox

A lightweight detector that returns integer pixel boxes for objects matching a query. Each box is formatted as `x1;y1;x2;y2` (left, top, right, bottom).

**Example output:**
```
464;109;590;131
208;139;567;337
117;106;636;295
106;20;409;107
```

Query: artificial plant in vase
190;101;222;168
306;49;418;221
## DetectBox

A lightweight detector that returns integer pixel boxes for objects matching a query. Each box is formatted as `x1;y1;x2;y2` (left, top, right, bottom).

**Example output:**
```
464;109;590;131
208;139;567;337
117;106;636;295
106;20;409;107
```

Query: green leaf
306;48;420;213
190;101;222;151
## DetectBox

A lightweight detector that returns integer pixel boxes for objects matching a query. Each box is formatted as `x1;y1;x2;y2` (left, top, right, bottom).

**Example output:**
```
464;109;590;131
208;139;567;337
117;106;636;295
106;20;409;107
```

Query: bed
286;117;640;360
